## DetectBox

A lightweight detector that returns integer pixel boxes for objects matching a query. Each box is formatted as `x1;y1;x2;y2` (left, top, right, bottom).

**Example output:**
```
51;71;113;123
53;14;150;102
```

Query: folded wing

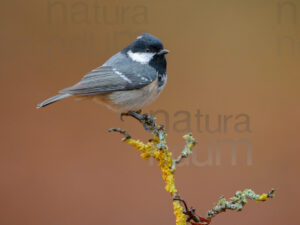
60;65;156;95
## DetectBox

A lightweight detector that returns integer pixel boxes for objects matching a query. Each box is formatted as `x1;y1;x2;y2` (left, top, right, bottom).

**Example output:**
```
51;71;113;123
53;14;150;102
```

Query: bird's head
123;33;169;66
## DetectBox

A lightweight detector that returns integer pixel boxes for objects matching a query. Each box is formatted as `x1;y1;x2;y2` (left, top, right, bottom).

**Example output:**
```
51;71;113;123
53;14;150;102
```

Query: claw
120;112;127;121
141;114;155;131
143;114;155;127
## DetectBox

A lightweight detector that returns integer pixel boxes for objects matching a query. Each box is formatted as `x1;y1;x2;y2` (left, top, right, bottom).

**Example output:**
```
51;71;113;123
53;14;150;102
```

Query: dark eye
158;74;162;81
146;48;150;52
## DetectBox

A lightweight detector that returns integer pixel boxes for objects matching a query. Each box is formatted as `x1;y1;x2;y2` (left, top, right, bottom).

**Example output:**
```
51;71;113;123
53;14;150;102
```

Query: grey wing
60;65;157;95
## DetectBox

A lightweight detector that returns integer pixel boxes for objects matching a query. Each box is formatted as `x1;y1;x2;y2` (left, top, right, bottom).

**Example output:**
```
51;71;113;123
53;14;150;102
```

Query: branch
109;112;274;225
206;189;275;219
172;133;196;170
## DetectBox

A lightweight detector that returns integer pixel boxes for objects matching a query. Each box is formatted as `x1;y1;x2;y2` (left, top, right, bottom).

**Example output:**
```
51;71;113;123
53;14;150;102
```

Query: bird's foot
120;110;155;132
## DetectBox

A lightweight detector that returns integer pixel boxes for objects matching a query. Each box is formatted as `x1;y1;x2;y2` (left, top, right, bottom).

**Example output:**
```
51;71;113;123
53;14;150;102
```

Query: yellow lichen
111;121;274;225
173;201;187;225
257;193;268;201
125;138;185;224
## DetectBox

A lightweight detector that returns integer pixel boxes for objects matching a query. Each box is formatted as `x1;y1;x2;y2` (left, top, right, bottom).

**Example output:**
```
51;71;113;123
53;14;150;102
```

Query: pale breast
91;78;163;112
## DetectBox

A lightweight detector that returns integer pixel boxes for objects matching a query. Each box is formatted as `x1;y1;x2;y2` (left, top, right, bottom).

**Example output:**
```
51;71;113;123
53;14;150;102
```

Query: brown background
1;0;299;225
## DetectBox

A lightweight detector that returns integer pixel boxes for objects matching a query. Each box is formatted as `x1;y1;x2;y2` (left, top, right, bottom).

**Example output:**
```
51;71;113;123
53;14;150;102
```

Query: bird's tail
36;93;72;108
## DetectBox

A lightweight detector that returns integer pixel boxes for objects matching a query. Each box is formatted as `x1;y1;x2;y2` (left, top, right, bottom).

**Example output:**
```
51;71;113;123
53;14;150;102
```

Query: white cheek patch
127;50;155;64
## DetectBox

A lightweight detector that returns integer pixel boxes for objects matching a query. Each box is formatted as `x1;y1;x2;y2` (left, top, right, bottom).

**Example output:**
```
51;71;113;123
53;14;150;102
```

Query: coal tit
37;33;169;112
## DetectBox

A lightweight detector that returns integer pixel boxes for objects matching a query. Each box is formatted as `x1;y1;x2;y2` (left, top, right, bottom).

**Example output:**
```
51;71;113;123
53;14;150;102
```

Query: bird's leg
120;110;143;122
120;110;155;132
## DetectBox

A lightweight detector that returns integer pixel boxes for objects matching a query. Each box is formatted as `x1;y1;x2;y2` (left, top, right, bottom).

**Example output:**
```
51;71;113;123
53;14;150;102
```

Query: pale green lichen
109;113;274;225
207;189;275;218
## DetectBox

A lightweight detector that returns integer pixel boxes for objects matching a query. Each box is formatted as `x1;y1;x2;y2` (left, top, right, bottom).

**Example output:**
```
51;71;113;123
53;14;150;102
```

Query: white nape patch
113;68;132;83
136;35;142;40
127;50;155;64
158;73;167;91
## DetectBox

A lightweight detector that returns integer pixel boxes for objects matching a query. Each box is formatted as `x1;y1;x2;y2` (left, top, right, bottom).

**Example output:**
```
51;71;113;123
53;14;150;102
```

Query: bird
37;33;169;124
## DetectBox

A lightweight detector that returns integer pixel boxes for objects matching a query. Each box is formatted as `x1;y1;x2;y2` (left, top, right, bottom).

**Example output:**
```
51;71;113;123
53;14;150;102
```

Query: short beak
157;49;169;55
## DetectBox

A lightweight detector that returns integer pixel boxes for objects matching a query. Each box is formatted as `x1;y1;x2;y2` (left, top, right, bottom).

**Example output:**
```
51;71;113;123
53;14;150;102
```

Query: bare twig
108;128;131;141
